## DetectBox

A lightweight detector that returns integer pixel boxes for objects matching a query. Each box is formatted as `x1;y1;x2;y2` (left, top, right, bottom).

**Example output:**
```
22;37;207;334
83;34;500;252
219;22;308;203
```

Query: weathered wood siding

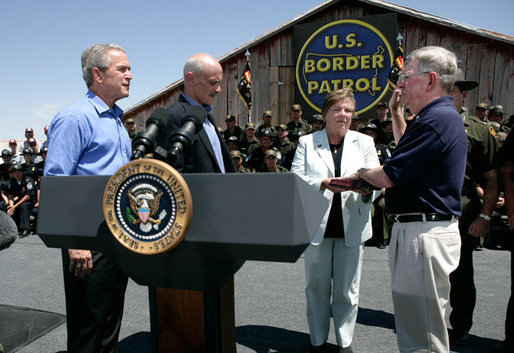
124;0;513;131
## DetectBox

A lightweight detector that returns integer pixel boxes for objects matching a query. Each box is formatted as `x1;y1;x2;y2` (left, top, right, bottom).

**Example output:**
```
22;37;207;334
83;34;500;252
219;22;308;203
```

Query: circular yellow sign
103;159;193;255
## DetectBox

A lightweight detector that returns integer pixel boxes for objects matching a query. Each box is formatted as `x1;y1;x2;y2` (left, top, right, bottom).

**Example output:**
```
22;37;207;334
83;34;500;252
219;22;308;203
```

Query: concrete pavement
0;235;510;352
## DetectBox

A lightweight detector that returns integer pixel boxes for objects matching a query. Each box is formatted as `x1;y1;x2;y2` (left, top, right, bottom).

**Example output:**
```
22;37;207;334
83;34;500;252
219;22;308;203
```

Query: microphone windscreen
146;107;171;131
183;106;207;126
0;211;17;251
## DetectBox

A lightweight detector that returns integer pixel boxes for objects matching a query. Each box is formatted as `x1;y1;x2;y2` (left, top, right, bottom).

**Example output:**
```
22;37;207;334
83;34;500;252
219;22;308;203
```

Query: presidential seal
103;159;193;255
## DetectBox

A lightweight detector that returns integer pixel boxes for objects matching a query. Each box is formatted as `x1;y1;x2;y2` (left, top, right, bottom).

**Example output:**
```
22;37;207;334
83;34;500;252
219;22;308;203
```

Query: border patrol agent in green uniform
274;124;295;170
259;149;288;173
287;104;312;136
124;117;136;139
475;102;489;122
230;150;252;173
311;113;325;132
489;105;510;134
240;122;260;156
257;110;278;140
224;114;245;142
448;69;500;345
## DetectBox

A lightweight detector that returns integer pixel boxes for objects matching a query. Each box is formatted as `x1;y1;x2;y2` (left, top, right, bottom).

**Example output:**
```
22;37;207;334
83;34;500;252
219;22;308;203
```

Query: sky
1;0;512;141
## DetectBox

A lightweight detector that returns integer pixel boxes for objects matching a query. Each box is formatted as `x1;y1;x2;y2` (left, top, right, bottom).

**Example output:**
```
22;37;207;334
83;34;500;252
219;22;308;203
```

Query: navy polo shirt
383;96;467;216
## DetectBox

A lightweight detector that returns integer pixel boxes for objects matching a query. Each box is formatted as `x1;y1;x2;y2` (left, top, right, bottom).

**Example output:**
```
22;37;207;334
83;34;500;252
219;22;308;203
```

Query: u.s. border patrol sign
295;16;395;115
103;159;192;255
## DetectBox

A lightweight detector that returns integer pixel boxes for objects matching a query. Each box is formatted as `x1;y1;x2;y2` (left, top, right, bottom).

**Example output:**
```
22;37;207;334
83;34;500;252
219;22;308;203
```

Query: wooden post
149;278;236;353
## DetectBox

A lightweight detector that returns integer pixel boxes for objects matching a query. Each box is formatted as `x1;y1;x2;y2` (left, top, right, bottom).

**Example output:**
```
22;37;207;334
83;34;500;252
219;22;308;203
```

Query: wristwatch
479;213;491;221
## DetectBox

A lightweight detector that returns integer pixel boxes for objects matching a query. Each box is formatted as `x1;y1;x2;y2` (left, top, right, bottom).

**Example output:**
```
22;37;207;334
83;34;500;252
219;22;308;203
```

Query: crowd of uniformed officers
2;99;511;253
1;127;48;237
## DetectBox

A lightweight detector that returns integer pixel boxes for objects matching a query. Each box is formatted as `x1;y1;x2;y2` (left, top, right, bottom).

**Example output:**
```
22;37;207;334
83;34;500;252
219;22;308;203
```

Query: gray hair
182;56;205;87
406;46;457;92
81;44;125;88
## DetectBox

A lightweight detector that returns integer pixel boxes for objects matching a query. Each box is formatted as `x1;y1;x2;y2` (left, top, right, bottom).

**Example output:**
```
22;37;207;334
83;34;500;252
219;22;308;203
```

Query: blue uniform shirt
44;90;131;176
383;96;467;216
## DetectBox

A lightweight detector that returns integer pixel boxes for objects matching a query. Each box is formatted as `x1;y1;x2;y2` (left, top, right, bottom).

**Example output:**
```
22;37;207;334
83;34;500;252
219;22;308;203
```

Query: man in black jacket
158;53;235;174
153;53;237;352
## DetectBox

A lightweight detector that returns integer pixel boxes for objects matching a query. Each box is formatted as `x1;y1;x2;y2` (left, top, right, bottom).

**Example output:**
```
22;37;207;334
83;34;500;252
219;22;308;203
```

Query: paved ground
0;235;510;353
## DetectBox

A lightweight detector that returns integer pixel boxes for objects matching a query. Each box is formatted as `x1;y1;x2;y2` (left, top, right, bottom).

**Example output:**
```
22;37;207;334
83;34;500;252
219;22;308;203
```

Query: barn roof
125;0;513;115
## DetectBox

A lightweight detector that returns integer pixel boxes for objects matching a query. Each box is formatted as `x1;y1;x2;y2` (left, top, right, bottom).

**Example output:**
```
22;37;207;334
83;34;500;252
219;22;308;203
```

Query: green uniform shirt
258;164;289;173
462;111;499;188
275;139;295;157
286;119;311;136
238;166;252;173
240;136;260;156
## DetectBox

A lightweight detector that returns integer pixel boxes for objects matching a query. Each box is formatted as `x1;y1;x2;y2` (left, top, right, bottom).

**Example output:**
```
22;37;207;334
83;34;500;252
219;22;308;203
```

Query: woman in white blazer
291;88;380;353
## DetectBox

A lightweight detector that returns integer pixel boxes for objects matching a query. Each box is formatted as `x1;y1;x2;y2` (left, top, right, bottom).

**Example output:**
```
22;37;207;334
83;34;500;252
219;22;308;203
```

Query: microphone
167;106;207;165
131;108;171;160
0;211;17;251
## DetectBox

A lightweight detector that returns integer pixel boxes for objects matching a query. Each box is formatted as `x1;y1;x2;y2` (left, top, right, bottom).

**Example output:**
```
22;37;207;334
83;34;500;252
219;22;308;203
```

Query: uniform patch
489;126;499;139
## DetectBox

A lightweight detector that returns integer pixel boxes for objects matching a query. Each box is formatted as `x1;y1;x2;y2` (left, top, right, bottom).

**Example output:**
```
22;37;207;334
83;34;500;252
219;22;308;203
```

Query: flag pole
245;50;251;122
237;49;252;122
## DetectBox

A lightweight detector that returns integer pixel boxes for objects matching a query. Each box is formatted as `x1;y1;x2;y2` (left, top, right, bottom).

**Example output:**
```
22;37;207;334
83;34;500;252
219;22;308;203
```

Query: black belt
393;213;456;223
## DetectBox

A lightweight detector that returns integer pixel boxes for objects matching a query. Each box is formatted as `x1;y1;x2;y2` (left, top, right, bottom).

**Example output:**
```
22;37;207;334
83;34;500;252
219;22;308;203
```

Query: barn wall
124;0;513;132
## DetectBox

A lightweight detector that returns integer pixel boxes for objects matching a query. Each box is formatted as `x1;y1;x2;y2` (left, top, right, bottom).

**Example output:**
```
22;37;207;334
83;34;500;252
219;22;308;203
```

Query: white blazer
291;129;380;246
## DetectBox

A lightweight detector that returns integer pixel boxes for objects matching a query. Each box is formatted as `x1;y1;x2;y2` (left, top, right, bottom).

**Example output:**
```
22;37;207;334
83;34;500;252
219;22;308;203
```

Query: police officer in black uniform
36;146;48;184
7;162;36;237
1;150;14;213
1;149;13;183
247;128;276;171
21;148;39;186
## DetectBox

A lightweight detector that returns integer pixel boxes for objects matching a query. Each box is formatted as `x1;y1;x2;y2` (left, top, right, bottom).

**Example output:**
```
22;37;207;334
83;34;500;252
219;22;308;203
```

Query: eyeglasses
398;71;430;83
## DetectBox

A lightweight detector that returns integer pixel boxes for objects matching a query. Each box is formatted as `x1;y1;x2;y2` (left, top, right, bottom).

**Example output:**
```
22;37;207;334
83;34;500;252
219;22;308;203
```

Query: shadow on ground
448;329;501;353
356;306;395;330
55;331;152;353
237;324;317;353
236;306;395;353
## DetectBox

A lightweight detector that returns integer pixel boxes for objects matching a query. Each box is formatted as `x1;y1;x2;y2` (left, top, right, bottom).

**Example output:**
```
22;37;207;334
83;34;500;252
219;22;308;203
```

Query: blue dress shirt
44;90;131;176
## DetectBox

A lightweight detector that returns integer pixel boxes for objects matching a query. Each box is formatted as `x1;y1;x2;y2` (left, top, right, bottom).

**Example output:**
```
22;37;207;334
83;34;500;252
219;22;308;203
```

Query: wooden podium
38;172;328;352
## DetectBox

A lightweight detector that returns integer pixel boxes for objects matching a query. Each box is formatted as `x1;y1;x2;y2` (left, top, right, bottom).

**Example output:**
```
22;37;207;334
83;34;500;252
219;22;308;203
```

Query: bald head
183;53;223;106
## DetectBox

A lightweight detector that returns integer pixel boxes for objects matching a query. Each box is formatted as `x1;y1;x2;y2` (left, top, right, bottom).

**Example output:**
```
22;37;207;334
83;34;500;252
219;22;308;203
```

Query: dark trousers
62;249;128;353
12;201;33;231
371;195;391;245
506;245;514;344
0;200;6;212
449;195;480;331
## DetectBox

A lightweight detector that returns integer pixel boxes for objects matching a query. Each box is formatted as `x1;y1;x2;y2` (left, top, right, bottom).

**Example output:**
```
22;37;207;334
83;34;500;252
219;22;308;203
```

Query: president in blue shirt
44;43;133;353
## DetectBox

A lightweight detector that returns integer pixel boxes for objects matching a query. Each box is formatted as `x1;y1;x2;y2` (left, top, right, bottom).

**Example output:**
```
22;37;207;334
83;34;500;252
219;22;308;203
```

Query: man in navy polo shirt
355;46;467;352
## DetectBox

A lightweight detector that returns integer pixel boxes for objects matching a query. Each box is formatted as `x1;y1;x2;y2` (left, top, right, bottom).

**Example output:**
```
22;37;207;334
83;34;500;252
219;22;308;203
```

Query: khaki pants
389;220;461;353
